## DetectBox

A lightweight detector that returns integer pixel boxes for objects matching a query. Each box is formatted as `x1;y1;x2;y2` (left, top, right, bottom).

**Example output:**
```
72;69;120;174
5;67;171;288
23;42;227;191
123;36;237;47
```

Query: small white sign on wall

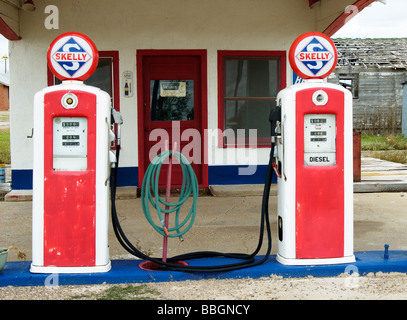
123;71;133;97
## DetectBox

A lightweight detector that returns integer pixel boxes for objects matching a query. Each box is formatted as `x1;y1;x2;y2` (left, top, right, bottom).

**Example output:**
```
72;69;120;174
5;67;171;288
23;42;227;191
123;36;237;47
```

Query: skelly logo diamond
52;37;92;77
289;32;337;80
48;32;99;81
296;37;334;76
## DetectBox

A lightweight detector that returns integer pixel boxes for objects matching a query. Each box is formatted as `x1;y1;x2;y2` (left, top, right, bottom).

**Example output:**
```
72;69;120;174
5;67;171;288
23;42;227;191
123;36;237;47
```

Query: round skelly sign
47;32;99;81
289;31;338;80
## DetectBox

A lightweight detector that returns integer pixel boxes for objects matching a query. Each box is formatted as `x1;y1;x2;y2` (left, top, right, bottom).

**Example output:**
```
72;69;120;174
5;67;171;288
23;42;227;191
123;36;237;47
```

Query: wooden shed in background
329;38;407;135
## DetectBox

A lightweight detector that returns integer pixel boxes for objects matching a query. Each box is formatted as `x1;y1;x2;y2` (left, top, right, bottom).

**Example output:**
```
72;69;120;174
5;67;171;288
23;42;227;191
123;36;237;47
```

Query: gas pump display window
304;114;336;166
53;117;88;171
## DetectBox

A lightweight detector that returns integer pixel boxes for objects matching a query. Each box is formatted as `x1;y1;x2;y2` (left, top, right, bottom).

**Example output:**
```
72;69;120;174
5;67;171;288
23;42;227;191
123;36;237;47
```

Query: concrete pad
1;191;407;286
114;186;137;199
4;189;32;202
2;192;407;261
1;157;407;286
354;157;407;193
210;157;407;195
209;184;277;196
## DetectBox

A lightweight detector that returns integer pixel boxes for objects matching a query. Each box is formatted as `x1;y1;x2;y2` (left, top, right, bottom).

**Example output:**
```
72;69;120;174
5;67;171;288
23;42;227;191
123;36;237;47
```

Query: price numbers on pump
62;121;80;127
310;118;326;124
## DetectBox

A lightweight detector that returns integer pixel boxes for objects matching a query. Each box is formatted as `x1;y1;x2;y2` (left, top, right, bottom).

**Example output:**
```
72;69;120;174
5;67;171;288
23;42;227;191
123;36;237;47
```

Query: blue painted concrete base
1;251;407;287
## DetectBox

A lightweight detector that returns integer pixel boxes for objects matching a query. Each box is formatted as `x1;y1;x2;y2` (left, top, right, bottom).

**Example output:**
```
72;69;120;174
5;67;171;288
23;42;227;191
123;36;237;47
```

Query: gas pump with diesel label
31;32;116;273
273;32;355;265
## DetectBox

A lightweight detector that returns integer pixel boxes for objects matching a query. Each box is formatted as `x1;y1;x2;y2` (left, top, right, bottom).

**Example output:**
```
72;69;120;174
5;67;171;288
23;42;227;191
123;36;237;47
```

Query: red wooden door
140;53;205;187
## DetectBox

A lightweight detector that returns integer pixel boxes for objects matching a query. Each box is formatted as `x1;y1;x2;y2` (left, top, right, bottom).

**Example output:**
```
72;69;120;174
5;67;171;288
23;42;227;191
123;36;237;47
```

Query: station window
218;51;286;147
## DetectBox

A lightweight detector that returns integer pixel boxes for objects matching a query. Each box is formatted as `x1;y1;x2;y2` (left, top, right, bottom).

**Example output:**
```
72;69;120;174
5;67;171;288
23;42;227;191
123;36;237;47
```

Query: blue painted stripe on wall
116;167;138;187
12;167;139;190
12;165;274;190
11;169;33;189
208;165;276;185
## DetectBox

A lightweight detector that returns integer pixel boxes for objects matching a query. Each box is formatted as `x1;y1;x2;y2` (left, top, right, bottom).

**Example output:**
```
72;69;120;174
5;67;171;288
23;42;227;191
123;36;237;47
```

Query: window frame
217;50;286;148
338;73;359;100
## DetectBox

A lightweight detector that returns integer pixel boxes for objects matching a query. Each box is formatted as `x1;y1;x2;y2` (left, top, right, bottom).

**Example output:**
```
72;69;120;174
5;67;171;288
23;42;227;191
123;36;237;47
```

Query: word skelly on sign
47;32;99;81
297;52;331;61
54;52;89;62
289;32;337;80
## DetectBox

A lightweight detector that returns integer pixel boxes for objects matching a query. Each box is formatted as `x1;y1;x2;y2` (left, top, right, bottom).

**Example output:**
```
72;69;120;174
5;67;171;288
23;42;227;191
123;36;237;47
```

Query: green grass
361;134;407;164
69;283;161;300
361;134;407;151
0;128;10;164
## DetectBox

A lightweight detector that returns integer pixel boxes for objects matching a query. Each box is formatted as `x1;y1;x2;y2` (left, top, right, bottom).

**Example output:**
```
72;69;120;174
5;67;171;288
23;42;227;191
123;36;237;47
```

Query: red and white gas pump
31;32;115;273
275;32;355;265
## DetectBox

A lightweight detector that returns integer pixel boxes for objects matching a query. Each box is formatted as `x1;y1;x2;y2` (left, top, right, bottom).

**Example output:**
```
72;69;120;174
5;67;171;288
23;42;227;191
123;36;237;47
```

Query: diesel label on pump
304;114;336;166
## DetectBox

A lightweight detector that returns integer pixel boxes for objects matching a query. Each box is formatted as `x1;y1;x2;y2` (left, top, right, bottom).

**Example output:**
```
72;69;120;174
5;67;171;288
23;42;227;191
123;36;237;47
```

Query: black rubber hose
110;143;274;273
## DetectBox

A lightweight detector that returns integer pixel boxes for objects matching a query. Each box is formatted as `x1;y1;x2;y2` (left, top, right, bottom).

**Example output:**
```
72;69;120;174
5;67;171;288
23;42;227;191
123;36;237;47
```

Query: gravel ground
1;272;407;300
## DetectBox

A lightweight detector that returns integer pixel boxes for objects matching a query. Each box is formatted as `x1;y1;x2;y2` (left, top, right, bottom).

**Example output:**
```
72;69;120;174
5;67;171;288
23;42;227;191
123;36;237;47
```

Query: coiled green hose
140;150;199;238
111;111;274;272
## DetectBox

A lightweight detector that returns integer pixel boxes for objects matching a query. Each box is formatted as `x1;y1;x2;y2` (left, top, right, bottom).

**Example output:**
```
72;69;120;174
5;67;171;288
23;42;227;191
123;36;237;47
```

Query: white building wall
10;0;315;187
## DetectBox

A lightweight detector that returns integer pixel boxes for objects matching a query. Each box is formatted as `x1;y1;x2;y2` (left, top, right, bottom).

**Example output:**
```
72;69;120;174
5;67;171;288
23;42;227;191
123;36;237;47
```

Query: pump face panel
295;88;345;260
44;90;97;267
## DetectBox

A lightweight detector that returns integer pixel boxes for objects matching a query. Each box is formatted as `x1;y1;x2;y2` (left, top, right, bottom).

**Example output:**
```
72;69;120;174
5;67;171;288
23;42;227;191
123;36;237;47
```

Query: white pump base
30;262;111;274
276;254;355;266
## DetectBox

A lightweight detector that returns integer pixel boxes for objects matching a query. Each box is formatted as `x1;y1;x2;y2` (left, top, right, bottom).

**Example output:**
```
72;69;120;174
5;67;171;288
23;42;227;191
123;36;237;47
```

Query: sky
0;0;405;75
333;0;407;38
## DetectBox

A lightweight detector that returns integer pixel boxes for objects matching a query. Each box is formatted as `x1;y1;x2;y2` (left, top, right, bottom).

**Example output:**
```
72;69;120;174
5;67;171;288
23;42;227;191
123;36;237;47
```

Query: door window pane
150;80;194;121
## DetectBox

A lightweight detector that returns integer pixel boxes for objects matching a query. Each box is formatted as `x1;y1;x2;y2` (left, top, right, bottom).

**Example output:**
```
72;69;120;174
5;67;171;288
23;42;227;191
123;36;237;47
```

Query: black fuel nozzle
111;108;123;125
269;105;281;137
269;105;282;178
111;108;123;147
